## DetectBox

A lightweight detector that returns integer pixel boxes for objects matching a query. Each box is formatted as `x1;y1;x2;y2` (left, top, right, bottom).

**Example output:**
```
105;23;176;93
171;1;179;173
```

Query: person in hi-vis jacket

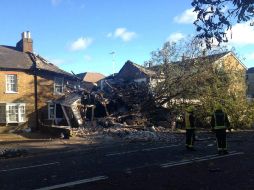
211;104;230;155
184;106;196;151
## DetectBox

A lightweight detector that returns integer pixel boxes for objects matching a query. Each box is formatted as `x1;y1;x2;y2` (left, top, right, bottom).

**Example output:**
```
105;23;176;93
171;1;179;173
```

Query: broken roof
0;45;76;78
55;93;82;106
77;72;105;83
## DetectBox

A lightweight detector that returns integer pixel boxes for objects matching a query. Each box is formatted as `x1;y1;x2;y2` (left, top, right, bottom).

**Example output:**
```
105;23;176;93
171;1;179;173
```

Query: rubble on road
71;126;182;143
0;148;28;159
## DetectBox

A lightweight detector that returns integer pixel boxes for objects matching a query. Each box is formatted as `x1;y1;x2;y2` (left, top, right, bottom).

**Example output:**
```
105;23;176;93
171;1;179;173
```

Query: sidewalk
0;133;116;159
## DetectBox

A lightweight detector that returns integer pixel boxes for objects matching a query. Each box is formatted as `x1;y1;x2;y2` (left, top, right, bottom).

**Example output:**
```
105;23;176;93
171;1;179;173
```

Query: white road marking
194;152;244;162
34;176;108;190
161;151;244;168
0;162;60;172
106;150;140;156
142;145;180;151
106;144;181;157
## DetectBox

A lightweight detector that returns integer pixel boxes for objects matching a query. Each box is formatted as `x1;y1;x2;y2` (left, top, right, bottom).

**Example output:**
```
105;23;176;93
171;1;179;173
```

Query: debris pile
71;126;182;143
49;78;174;142
0;148;27;159
94;80;171;128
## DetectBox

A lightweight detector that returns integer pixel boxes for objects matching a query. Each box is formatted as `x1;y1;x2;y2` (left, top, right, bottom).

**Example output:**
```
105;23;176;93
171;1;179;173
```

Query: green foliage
146;38;253;128
192;0;254;48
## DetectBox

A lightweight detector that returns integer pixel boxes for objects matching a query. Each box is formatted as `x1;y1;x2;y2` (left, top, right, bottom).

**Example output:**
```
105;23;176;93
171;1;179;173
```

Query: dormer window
6;74;18;93
54;77;64;94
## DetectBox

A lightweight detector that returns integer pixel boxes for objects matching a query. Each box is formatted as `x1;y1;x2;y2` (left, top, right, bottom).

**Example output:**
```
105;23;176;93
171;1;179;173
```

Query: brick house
115;52;247;97
0;32;80;130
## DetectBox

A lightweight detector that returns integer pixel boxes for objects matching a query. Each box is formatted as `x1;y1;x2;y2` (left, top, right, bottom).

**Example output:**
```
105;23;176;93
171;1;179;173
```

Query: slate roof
77;72;105;83
247;67;254;73
121;60;157;77
0;46;32;70
0;45;76;78
129;61;157;77
54;93;81;106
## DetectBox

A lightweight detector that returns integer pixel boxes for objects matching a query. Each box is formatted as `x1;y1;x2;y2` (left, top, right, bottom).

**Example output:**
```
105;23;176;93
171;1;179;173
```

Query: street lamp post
110;51;116;76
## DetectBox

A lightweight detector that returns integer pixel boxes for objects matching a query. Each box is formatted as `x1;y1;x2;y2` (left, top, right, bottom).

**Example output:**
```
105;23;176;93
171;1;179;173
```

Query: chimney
16;31;33;53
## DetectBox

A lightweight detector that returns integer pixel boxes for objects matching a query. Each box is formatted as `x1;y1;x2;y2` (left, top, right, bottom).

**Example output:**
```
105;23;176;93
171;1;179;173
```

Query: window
47;102;64;120
7;105;18;122
48;103;55;119
54;77;64;94
6;74;18;93
0;103;26;123
19;105;26;122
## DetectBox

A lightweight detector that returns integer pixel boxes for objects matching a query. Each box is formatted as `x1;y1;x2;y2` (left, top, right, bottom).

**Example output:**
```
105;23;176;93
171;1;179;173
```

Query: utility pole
110;51;116;76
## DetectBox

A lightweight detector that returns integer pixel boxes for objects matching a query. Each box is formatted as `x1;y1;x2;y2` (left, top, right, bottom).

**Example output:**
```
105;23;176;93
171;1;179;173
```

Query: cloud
227;21;254;46
167;32;185;42
174;8;197;24
108;28;137;42
51;0;62;6
70;37;93;51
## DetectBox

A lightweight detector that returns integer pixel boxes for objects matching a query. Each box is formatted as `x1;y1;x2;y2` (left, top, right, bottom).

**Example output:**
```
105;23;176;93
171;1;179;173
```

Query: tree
146;38;253;128
192;0;254;48
145;39;223;122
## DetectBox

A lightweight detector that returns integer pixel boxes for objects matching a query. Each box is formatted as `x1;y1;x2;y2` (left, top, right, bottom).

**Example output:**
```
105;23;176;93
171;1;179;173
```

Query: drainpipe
29;53;39;131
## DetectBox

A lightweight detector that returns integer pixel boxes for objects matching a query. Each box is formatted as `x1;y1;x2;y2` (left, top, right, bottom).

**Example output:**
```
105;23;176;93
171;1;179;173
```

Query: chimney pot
22;32;27;39
27;31;31;39
16;31;33;53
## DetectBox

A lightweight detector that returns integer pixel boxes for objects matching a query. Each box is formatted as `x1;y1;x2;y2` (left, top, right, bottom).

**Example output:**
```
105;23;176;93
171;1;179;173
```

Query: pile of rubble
81;80;172;128
71;126;182;143
65;80;180;142
48;78;177;141
0;148;28;159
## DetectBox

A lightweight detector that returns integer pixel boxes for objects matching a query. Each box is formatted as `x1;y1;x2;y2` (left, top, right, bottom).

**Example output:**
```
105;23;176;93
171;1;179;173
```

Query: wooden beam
61;105;71;127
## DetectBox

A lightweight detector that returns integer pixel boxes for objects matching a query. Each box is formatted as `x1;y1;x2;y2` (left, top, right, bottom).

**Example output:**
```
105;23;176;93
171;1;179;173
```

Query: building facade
0;32;80;129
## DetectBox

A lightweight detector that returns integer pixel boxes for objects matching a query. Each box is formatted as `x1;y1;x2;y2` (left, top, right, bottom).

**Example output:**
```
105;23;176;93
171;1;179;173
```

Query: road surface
0;131;253;190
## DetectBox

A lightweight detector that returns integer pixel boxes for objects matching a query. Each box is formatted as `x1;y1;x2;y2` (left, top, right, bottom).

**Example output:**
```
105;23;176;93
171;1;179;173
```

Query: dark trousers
215;129;227;150
186;129;195;148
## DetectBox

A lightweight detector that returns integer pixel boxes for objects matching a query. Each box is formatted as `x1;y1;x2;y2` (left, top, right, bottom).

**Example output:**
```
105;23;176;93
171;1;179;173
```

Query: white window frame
47;102;64;123
0;103;26;124
48;102;55;120
54;77;64;95
5;74;18;93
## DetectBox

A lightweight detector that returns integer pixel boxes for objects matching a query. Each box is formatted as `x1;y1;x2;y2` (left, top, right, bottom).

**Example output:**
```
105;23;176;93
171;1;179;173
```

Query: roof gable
118;60;156;79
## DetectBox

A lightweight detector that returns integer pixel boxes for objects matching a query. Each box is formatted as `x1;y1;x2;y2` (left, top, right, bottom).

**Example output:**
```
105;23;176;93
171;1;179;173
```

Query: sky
0;0;253;76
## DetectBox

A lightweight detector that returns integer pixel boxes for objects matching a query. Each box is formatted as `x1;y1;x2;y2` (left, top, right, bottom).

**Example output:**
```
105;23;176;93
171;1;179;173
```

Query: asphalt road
0;131;253;190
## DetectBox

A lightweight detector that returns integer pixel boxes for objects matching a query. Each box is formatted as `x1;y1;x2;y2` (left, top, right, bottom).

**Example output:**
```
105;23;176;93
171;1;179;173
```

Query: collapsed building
47;60;171;134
